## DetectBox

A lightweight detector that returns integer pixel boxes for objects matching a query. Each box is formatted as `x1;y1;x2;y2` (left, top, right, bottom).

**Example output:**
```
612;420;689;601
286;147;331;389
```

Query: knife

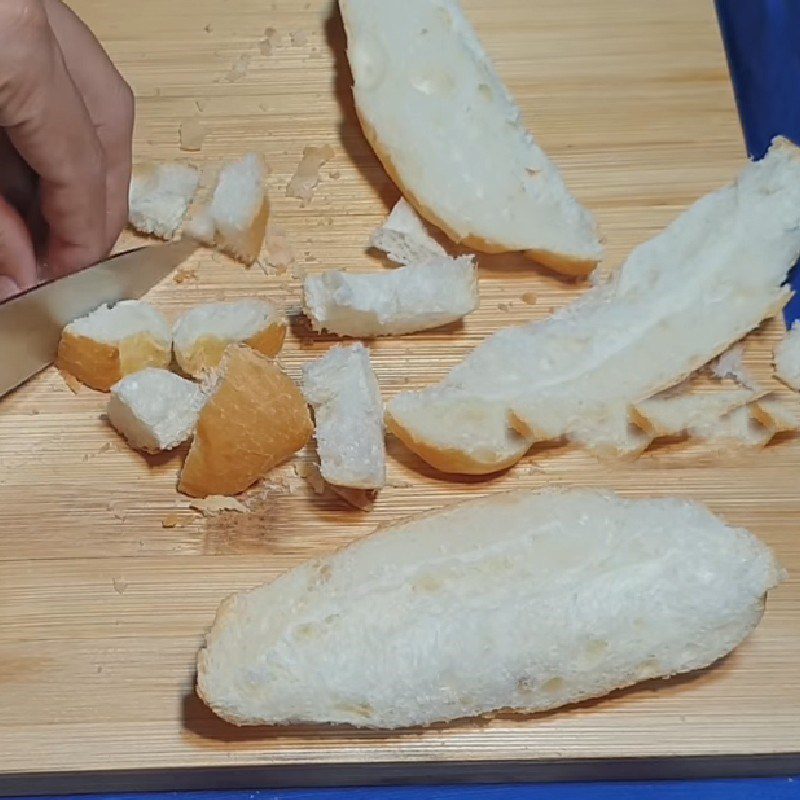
0;238;197;399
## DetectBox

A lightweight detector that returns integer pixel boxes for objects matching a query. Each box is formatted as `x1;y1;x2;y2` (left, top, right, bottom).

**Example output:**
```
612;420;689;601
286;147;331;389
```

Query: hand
0;0;134;300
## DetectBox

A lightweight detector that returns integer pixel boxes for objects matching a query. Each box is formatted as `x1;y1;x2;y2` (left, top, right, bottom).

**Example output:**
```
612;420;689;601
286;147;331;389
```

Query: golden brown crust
56;331;171;392
385;410;527;475
178;344;313;497
177;321;287;378
355;103;598;278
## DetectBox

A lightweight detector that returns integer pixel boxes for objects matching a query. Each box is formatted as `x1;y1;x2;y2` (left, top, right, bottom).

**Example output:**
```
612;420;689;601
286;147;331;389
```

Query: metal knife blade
0;238;197;399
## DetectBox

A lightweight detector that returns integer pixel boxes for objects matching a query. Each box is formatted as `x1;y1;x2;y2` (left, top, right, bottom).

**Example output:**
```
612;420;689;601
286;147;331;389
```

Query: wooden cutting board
1;0;799;793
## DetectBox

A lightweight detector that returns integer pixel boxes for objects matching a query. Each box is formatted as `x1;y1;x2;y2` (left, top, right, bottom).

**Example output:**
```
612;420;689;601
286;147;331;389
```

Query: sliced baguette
107;368;206;453
339;0;602;275
774;322;800;390
173;299;287;379
178;344;312;497
303;256;477;337
370;198;448;265
128;163;200;239
197;488;782;728
57;301;172;392
302;343;385;490
387;138;800;473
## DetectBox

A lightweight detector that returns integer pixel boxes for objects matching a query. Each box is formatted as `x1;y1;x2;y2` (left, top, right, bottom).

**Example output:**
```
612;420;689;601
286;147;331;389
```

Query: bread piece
57;301;172;391
173;300;287;379
339;0;602;275
387;138;800;473
128;164;199;239
197;488;782;728
691;405;772;448
774;322;800;390
750;394;800;434
370;198;447;265
304;256;477;337
107;368;206;453
633;385;762;437
302;344;385;489
178;345;312;497
710;344;756;388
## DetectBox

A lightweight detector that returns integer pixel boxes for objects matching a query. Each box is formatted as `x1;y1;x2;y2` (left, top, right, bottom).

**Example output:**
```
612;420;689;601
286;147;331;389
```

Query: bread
128;163;199;239
302;343;385;489
691;405;773;448
750;395;800;435
184;154;270;264
370;198;448;265
178;344;312;497
197;488;782;728
303;256;478;337
774;322;800;390
339;0;602;275
107;368;206;453
632;385;762;438
173;299;287;379
386;138;800;473
56;301;172;391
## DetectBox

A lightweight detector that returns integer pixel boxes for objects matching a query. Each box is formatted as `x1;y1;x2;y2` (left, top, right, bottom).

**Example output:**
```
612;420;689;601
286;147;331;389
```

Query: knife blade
0;238;197;398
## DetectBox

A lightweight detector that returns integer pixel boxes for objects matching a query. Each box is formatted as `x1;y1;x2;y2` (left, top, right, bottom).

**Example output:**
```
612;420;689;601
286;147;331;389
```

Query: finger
0;276;20;301
43;0;134;252
0;0;107;278
0;194;38;294
0;131;37;220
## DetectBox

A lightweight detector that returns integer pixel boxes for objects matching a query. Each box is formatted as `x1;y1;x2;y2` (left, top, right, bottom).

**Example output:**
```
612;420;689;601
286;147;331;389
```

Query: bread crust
56;331;171;392
176;321;287;378
178;344;312;497
218;196;269;266
385;408;529;474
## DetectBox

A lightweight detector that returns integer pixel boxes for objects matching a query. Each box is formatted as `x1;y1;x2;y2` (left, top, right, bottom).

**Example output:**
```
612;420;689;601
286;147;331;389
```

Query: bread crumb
260;27;280;55
265;221;294;271
290;30;309;47
98;442;112;454
497;302;512;312
189;495;249;515
224;54;251;82
521;292;537;305
711;344;756;389
286;145;334;202
329;170;340;180
194;99;206;113
112;577;128;595
59;369;84;394
203;23;213;33
180;118;206;151
174;267;198;284
162;513;194;529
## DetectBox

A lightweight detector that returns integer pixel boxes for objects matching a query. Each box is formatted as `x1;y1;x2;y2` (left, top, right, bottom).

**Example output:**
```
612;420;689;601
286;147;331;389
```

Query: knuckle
0;0;48;43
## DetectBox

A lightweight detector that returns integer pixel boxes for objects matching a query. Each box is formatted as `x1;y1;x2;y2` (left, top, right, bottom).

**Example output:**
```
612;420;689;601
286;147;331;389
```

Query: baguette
173;299;287;378
107;368;206;453
774;322;800;390
128;163;199;239
339;0;602;274
178;345;312;497
387;138;800;473
57;301;172;392
302;343;385;490
197;488;782;728
303;256;478;337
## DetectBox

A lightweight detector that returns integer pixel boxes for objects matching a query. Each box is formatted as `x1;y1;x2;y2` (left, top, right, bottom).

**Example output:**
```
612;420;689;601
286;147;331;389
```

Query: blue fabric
716;0;800;325
11;777;800;800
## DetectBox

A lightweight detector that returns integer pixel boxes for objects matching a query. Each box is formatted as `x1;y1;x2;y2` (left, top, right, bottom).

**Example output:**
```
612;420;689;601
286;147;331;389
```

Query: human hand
0;0;134;300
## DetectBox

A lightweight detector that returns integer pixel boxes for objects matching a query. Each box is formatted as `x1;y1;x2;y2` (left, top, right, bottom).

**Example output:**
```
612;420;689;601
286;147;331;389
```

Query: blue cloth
716;0;800;325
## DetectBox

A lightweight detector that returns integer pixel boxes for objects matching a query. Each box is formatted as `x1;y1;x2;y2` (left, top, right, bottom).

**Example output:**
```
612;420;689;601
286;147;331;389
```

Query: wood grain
2;0;799;791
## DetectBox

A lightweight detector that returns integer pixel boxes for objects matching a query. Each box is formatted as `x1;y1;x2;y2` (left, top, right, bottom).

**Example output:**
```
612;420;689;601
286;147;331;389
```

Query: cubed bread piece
129;163;200;239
